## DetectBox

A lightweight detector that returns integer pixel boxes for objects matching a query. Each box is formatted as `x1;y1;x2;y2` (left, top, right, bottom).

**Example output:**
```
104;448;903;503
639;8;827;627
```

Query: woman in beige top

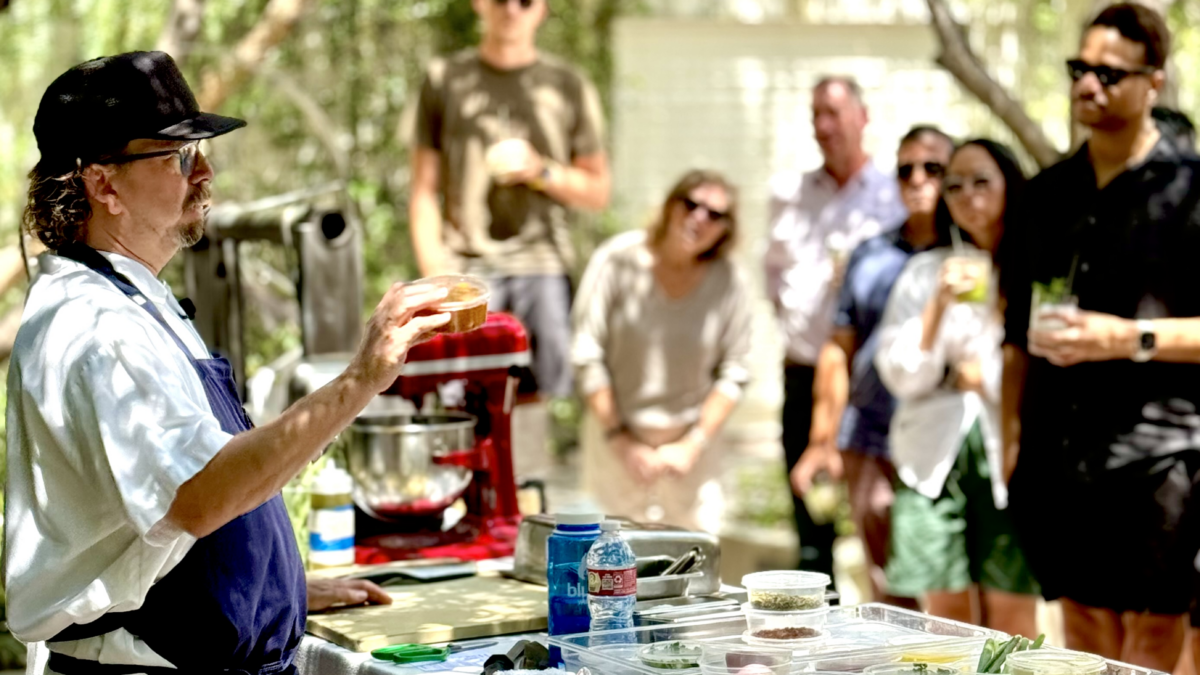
572;170;753;532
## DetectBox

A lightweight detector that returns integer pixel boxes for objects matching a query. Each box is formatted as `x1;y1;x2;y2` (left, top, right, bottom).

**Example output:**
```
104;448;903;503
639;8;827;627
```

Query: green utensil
371;643;451;664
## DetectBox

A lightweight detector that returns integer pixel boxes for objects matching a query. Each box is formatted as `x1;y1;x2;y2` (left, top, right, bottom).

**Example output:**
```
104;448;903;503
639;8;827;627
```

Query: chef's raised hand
307;578;393;613
1028;309;1135;367
350;283;451;392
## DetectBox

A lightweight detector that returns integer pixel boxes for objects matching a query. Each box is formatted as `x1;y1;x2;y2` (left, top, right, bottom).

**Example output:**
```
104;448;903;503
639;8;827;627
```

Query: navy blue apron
46;246;307;675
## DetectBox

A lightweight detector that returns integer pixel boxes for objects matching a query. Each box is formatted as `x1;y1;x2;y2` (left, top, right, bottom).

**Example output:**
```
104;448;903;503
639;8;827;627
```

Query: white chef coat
764;161;906;365
5;251;233;670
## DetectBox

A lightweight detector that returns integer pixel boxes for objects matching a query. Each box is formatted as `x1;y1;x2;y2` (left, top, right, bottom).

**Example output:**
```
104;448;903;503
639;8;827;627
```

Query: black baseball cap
33;51;246;174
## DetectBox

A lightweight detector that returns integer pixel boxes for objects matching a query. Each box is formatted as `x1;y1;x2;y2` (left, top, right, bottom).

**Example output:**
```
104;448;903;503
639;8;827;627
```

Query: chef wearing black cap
5;51;448;674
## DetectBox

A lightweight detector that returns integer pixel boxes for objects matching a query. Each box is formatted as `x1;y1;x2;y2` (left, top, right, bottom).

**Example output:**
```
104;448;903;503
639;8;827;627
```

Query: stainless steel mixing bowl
344;411;476;520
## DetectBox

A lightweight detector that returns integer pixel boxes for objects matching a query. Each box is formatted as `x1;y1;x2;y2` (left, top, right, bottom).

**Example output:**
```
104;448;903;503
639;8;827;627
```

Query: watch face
1141;330;1157;351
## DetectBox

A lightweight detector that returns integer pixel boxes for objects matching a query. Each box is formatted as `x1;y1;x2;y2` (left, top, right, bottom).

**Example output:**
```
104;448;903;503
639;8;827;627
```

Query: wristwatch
1132;319;1157;362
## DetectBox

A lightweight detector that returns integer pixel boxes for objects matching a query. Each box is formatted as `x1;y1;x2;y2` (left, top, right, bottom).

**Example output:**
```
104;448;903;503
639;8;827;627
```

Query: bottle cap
600;520;622;532
555;513;602;526
313;462;353;495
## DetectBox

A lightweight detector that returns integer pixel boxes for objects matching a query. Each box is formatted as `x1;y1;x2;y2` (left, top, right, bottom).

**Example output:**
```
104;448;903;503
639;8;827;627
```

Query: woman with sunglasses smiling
572;170;753;531
875;139;1039;637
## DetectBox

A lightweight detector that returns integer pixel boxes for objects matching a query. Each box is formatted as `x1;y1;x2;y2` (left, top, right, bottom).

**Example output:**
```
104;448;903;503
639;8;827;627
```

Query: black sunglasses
493;0;535;7
96;142;201;176
682;197;729;223
897;162;946;182
1066;59;1157;88
943;174;997;198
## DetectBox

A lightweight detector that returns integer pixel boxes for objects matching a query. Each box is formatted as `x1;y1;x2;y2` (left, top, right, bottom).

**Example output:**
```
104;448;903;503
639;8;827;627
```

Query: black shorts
1008;450;1200;616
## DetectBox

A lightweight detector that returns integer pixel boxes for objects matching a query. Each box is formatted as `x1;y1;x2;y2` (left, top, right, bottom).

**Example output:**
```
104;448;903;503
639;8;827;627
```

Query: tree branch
196;0;311;112
156;0;208;68
926;0;1062;168
265;67;352;181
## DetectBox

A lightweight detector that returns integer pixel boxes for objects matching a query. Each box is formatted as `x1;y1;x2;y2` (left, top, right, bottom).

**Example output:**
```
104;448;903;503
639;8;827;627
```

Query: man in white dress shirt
5;51;447;675
764;76;906;575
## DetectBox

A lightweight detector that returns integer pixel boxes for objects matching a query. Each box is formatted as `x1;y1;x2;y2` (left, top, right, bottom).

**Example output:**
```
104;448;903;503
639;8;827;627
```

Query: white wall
611;18;998;435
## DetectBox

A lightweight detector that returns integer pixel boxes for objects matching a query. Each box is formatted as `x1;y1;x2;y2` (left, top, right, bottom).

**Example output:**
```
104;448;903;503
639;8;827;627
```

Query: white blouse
873;247;1008;508
6;251;232;668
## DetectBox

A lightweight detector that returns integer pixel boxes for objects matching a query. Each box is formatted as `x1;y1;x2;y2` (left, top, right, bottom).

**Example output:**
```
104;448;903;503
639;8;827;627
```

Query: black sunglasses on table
1066;59;1157;87
682;197;729;223
897;162;946;181
493;0;535;7
95;142;201;176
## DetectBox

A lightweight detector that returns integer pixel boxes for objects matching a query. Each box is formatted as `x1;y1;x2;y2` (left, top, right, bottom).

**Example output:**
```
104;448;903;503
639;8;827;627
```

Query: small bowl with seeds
743;602;829;639
741;571;831;611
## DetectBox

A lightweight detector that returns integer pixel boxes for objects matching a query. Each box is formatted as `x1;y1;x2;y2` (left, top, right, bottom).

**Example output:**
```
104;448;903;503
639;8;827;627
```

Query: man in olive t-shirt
409;0;610;397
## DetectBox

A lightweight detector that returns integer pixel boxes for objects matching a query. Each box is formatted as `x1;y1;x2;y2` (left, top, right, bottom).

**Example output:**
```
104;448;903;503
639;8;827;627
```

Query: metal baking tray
549;603;1166;675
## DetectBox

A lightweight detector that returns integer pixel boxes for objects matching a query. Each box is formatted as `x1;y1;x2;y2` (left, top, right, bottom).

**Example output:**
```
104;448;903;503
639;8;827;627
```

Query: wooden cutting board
306;574;548;652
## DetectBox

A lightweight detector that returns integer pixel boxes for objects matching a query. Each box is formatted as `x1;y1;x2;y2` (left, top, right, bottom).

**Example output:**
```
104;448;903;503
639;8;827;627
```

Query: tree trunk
156;0;208;68
196;0;311;112
926;0;1063;168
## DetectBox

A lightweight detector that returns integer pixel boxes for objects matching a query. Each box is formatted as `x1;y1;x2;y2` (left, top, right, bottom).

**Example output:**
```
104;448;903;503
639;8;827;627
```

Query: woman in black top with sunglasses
571;170;753;531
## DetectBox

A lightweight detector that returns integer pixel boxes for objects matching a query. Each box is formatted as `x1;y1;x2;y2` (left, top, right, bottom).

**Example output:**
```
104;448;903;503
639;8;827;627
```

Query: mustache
184;183;212;210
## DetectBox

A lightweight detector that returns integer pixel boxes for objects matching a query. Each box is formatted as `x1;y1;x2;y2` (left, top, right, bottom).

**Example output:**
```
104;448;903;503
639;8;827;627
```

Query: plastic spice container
698;646;792;675
743;603;829;636
409;275;490;334
741;571;831;611
1003;651;1107;675
637;642;704;670
864;663;962;675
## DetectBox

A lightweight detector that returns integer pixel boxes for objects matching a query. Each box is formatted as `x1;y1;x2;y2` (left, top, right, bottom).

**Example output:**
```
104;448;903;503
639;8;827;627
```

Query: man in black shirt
1002;4;1200;668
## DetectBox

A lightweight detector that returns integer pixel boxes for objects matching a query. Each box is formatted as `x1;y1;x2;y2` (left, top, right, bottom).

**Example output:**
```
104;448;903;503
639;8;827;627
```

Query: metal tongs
660;547;703;577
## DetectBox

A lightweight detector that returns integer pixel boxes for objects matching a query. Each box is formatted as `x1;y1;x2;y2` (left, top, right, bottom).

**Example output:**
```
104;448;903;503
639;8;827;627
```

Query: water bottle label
588;567;637;596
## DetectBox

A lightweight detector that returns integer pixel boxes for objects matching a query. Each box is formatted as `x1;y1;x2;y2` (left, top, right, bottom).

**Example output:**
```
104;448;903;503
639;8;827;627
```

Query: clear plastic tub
741;571;831;611
408;274;490;333
637;642;703;670
865;663;963;675
743;603;829;638
698;645;792;675
741;628;829;649
1003;651;1108;675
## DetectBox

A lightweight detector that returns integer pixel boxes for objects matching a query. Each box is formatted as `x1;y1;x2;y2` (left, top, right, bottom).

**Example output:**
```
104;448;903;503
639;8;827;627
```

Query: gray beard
176;184;211;248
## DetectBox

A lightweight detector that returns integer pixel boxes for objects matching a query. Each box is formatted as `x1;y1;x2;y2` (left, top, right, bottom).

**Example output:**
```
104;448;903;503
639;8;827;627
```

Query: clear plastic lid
863;663;962;675
555;513;603;526
1004;651;1107;675
407;274;491;310
741;570;832;590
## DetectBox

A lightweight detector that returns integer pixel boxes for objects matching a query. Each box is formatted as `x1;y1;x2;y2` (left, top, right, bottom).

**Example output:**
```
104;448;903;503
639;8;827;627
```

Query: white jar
308;463;355;569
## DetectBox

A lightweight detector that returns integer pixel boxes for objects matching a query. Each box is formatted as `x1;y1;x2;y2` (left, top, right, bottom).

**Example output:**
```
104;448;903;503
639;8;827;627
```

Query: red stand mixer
347;313;533;564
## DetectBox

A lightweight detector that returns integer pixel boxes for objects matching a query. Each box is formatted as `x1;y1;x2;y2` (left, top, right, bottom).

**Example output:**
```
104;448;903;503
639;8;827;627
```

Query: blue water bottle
547;513;602;666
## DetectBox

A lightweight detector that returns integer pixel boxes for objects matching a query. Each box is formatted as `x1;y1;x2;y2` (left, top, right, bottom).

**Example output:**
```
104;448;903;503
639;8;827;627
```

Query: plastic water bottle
547;513;602;666
308;462;355;569
586;520;637;633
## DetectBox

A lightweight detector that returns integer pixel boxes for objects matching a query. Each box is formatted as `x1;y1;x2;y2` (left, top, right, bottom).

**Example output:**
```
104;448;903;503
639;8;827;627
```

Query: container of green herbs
741;571;830;611
864;663;960;675
637;641;703;670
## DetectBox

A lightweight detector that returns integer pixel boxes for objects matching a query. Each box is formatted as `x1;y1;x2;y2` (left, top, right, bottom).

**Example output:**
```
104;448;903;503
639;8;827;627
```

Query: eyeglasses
1065;59;1157;88
492;0;535;8
943;174;997;199
682;197;729;223
96;141;201;176
897;162;946;182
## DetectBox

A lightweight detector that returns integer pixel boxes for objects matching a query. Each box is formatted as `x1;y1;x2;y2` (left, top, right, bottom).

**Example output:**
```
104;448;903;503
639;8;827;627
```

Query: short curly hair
22;161;91;251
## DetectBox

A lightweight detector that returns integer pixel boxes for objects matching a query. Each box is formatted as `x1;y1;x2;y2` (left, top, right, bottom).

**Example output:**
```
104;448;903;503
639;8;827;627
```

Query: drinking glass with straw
946;225;992;303
1029;254;1079;332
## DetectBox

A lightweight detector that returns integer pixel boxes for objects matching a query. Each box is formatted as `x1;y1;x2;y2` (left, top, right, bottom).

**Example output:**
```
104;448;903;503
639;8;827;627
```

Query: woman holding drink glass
874;140;1039;635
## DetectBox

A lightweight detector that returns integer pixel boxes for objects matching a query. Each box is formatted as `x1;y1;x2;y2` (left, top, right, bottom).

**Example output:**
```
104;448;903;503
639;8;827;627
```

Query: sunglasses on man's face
97;142;201;176
1066;59;1157;88
492;0;535;8
897;162;946;182
682;197;729;223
